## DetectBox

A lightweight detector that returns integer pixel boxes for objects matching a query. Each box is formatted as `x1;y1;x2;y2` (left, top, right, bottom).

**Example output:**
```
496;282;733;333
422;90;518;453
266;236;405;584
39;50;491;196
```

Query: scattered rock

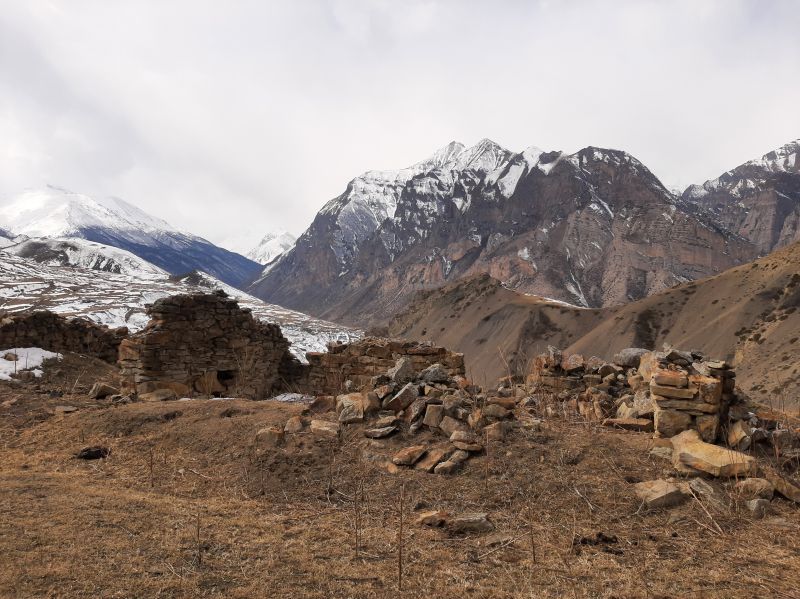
439;415;468;436
482;403;510;419
309;395;335;413
75;446;111;460
483;421;509;442
88;382;119;399
746;498;770;519
415;447;451;472
310;419;339;438
727;420;753;450
284;415;304;433
422;403;445;428
336;393;365;424
387;357;415;384
447;513;494;534
634;479;687;509
139;389;178;402
420;363;452;384
671;429;757;478
764;469;800;503
392;445;427;466
417;510;449;527
613;348;648;368
383;383;418;412
433;460;461;475
734;478;774;501
602;417;654;432
450;430;483;452
364;425;398;439
53;405;78;414
256;426;284;447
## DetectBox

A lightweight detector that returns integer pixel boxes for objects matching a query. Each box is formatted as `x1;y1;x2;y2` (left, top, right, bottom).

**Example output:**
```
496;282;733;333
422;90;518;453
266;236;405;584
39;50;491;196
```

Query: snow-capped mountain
0;249;359;360
4;237;167;278
246;231;297;265
0;186;262;288
250;139;757;325
682;139;800;253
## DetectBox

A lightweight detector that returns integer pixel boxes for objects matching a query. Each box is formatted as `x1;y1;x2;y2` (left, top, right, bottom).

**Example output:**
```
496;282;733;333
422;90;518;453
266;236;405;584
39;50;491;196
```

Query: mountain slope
390;241;800;405
247;231;297;265
0;187;262;288
4;237;167;277
250;140;756;325
683;139;800;253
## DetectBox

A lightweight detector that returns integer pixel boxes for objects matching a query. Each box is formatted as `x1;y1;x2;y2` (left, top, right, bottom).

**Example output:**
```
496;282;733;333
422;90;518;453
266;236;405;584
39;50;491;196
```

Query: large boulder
387;357;415;384
383;383;419;412
613;348;649;368
670;430;757;478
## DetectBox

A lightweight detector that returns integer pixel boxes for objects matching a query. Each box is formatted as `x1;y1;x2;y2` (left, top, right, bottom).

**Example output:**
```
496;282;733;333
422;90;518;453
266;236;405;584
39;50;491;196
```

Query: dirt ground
1;357;799;598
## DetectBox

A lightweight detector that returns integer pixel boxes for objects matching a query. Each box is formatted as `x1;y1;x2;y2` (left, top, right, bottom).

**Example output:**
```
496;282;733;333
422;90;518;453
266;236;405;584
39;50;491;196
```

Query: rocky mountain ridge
250;139;759;325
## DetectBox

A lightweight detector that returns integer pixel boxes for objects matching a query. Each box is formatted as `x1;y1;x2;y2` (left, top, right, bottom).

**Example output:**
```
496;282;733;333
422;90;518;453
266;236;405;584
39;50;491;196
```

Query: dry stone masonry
0;310;127;363
119;292;299;399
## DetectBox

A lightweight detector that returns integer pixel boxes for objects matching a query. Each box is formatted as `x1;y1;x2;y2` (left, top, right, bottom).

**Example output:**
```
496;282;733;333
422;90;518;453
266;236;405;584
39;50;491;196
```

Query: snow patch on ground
0;347;62;380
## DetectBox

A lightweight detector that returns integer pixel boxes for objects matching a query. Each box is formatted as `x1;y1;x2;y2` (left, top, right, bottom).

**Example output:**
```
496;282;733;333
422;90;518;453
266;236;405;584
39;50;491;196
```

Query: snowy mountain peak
0;186;176;238
414;141;467;170
453;138;512;172
247;231;297;265
751;139;799;174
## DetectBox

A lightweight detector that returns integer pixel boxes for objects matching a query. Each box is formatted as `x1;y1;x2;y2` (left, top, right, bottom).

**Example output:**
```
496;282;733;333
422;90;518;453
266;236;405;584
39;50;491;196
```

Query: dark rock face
683;140;800;254
249;140;756;325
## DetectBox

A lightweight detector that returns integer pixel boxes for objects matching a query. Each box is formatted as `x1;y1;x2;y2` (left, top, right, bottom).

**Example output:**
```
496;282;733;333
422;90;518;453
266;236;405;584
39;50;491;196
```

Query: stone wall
119;292;298;399
527;345;740;442
296;337;465;395
0;310;127;363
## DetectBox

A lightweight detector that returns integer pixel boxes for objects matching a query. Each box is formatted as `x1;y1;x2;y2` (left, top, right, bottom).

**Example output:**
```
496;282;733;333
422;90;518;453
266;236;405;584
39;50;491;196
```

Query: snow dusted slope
0;186;262;288
251;139;756;323
0;251;359;360
5;237;168;277
682;139;800;253
246;231;297;265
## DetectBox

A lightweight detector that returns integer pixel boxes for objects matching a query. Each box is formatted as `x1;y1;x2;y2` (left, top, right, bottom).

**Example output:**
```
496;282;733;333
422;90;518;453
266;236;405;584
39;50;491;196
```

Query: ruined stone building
119;292;297;399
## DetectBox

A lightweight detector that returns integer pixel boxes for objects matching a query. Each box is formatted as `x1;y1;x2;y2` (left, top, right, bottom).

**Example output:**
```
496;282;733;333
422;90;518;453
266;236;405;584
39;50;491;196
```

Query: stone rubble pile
279;354;538;477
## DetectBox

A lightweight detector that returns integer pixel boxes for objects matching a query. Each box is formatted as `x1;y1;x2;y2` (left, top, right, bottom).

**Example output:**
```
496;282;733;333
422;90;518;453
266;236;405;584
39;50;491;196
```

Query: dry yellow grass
1;382;799;598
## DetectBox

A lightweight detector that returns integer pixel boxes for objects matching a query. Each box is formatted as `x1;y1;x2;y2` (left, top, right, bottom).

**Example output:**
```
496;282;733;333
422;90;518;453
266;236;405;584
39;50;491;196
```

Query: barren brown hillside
390;241;800;407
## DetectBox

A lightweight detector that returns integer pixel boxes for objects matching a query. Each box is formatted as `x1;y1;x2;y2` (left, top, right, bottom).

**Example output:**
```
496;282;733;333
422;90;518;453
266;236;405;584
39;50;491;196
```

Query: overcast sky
1;0;798;253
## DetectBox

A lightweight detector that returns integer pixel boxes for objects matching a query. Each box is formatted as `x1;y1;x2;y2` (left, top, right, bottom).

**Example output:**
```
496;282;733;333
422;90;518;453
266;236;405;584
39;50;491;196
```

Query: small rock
375;414;399;428
75;446;110;460
392;445;427;466
336;393;365;424
734;478;774;500
613;348;648;368
602;417;654;432
139;389;178;402
54;405;78;414
671;429;757;478
439;415;468;436
649;446;673;460
433;460;461;475
415;447;451;472
634;479;687;510
448;449;471;464
447;513;494;534
483;421;509;442
482;403;510;419
764;469;800;503
309;395;336;413
284;415;304;433
728;420;752;450
310;419;339;438
654;408;692;437
422;403;445;428
364;425;398;439
387;357;415;384
383;383;419;412
746;498;770;519
88;382;119;399
420;363;452;384
450;430;483;452
652;368;689;388
416;510;449;527
256;426;284;447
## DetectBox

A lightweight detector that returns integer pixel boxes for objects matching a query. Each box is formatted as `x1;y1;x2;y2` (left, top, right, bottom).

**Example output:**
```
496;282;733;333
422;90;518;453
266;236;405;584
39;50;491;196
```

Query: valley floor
1;376;799;598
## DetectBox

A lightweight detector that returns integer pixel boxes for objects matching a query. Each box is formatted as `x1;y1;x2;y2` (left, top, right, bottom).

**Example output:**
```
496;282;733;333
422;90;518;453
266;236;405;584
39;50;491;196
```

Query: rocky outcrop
0;310;127;363
119;292;299;398
683;139;800;254
250;140;756;325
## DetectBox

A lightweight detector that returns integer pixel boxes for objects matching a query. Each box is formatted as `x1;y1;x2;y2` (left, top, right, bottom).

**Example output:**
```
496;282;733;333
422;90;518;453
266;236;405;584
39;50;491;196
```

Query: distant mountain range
249;138;799;325
246;231;297;265
0;186;262;288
